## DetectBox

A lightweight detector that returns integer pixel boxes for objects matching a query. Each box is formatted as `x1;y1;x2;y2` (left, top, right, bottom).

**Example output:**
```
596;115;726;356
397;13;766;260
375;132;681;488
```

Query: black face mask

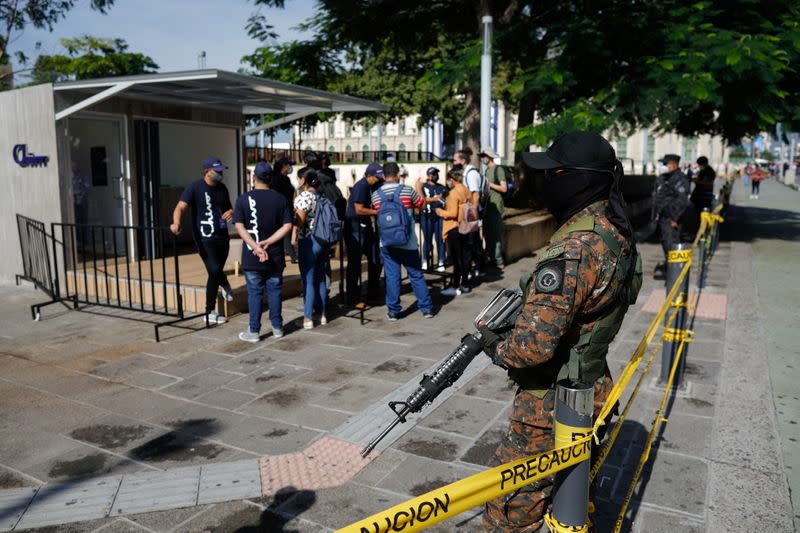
542;164;633;237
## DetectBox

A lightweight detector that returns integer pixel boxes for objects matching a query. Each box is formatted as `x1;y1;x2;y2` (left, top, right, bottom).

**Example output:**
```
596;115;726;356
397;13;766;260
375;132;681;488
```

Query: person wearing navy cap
419;167;447;271
344;162;384;306
170;156;234;325
233;161;293;341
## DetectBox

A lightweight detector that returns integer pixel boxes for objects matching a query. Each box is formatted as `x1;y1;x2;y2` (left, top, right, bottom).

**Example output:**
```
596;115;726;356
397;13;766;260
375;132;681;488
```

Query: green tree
242;0;800;151
31;36;158;84
0;0;115;68
512;0;800;147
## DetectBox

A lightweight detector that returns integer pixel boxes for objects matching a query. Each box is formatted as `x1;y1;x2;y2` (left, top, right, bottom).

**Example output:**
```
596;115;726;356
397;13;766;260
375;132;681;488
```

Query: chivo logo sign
13;144;49;168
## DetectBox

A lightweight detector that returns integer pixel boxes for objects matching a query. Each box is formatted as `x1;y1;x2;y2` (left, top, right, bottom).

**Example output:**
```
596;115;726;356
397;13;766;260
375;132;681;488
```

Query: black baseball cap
202;156;228;172
275;157;296;167
522;132;617;170
426;167;440;176
659;154;681;164
254;161;272;180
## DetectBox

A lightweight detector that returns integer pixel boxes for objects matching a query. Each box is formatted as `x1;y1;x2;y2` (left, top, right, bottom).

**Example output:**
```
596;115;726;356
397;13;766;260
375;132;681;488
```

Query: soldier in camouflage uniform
480;132;642;533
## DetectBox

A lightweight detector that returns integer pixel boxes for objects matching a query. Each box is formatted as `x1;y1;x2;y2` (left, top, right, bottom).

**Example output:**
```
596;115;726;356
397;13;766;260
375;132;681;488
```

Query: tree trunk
463;86;481;163
515;92;537;152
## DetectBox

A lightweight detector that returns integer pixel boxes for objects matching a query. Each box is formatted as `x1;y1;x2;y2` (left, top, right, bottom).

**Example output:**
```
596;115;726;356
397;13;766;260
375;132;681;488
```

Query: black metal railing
16;214;55;298
52;223;185;320
244;148;444;166
16;215;204;340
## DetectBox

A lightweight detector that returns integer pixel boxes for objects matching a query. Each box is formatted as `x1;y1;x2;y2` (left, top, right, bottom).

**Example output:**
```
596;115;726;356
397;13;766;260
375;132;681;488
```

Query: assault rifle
361;289;524;457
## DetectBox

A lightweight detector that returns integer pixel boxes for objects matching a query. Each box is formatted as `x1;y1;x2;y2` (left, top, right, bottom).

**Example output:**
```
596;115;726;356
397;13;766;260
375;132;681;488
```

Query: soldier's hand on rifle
477;321;504;367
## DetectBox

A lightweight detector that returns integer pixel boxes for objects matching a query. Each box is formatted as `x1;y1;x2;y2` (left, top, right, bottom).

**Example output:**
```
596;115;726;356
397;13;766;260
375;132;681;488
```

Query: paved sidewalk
0;183;794;531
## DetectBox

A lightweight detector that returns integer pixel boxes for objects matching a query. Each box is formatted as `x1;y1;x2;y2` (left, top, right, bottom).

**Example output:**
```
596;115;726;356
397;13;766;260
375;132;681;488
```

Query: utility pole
480;15;493;150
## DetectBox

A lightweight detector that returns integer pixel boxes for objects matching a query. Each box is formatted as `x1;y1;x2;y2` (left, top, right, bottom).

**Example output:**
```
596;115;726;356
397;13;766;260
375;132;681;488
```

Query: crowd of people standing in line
170;148;511;342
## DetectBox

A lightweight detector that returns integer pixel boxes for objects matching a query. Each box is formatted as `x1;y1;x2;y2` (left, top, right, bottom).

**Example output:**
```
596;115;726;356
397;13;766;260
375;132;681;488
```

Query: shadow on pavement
234;487;317;532
0;419;225;526
594;418;650;533
723;203;800;242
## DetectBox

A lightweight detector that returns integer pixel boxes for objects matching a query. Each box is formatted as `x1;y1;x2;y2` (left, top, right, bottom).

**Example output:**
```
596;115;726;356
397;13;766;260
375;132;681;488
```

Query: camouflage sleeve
496;239;600;369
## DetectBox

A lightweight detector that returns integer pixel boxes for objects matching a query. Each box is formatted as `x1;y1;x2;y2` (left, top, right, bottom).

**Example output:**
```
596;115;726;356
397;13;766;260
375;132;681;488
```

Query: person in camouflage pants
481;132;640;532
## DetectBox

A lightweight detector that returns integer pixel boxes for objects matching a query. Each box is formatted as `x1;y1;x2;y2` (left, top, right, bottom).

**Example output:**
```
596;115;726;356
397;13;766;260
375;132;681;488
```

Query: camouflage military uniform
483;200;637;533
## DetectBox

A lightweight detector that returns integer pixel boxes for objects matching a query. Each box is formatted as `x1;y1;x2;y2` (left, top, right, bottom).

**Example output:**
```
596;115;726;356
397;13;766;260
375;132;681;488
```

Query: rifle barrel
361;415;404;458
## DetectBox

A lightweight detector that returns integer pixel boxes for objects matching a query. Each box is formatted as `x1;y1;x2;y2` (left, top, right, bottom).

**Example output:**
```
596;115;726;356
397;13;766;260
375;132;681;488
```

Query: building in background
295;103;731;172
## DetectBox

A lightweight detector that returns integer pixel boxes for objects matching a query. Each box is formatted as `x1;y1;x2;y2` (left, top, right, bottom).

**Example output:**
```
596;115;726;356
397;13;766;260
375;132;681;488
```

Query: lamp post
480;15;493;150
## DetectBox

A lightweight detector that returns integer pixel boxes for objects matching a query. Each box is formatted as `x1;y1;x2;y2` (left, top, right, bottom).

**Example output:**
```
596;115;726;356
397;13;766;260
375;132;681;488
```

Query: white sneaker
239;330;260;343
272;327;284;338
437;263;446;272
320;316;327;325
207;311;226;324
221;284;234;302
422;261;428;270
303;319;314;330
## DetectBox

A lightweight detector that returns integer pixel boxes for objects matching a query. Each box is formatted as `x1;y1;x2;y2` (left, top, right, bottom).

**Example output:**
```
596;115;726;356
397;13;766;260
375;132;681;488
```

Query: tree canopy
246;0;800;150
0;0;115;67
30;36;158;84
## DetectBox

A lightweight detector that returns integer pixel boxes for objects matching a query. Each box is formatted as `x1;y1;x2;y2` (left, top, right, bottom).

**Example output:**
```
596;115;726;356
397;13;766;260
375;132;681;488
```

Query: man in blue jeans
233;162;293;341
371;162;434;321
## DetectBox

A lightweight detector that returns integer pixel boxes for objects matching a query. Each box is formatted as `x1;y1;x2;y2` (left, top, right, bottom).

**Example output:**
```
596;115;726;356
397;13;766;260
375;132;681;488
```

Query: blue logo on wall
13;144;49;168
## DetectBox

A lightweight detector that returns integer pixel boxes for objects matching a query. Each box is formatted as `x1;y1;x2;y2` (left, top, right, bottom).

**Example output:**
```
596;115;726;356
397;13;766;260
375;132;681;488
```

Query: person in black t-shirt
234;161;293;342
344;162;384;306
171;156;234;325
272;157;298;263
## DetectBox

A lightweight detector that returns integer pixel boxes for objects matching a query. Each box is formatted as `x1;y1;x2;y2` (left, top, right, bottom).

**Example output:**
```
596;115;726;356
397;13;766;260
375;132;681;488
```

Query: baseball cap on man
203;157;228;172
426;167;440;176
479;147;500;160
275;156;296;167
365;162;385;179
659;154;681;164
522;132;616;170
254;161;273;180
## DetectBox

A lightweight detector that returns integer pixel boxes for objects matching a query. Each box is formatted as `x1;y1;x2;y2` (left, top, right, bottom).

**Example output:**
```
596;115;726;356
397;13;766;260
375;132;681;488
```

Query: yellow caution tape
667;249;692;263
613;338;689;533
335;436;592;533
555;420;591;450
544;512;589;532
589;327;667;482
662;327;694;343
592;260;690;440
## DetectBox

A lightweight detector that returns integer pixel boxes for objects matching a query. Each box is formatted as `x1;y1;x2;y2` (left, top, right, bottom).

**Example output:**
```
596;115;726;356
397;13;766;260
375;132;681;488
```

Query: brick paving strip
0;353;490;531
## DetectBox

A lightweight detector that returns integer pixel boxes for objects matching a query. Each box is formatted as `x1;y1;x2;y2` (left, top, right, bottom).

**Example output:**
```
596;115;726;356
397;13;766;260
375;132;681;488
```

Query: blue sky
10;0;315;77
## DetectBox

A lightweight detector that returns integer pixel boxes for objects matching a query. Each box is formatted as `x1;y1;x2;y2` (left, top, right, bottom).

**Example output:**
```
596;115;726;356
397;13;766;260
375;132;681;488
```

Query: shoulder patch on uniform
540;244;565;261
534;261;565;294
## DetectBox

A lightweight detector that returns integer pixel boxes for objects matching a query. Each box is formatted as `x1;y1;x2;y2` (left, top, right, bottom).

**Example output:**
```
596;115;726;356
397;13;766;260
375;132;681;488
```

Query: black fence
16;214;55;299
16;215;204;340
245;148;444;166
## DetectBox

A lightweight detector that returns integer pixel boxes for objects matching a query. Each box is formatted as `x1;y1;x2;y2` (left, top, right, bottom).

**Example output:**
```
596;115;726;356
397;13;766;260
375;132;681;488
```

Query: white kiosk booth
0;69;386;284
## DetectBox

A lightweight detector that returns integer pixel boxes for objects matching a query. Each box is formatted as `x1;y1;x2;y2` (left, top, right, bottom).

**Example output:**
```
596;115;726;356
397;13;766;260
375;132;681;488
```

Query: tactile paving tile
110;466;200;516
198;459;262;505
641;289;727;320
259;436;373;493
0;487;37;531
15;477;121;530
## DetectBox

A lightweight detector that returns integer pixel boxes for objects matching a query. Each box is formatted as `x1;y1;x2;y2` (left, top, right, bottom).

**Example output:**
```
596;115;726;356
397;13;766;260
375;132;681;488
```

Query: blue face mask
209;170;223;182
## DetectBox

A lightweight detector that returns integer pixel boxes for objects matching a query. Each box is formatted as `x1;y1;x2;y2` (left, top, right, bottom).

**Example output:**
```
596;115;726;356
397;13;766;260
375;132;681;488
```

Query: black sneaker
387;313;399;322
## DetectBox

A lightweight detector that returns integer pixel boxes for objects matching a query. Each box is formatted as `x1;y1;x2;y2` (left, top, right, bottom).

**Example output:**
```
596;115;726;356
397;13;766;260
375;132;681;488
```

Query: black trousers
467;229;484;272
344;219;382;304
197;238;230;313
446;231;470;288
658;218;680;260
